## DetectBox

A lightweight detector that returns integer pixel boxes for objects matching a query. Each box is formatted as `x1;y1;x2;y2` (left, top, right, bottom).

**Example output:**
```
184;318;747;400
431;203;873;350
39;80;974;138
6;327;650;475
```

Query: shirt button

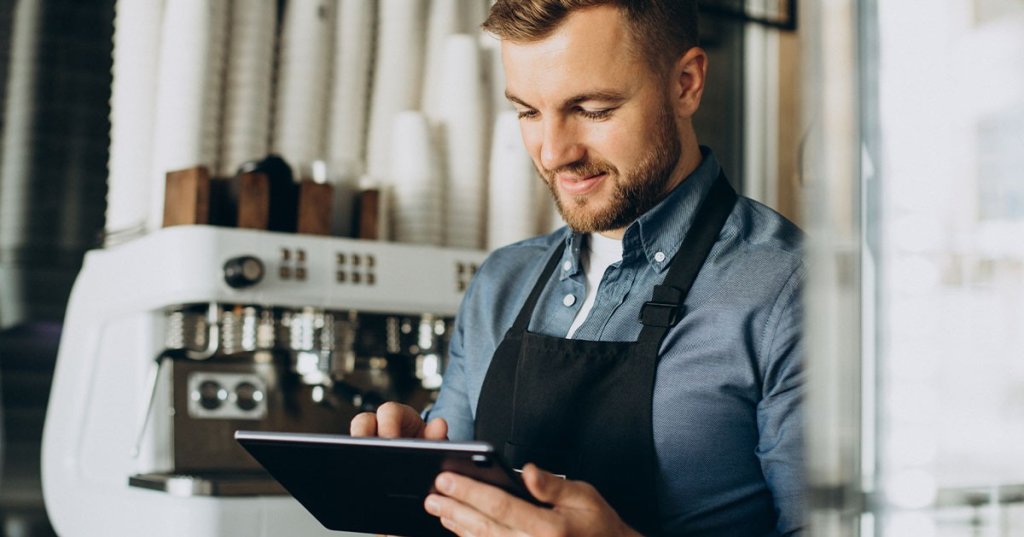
562;294;576;307
654;251;667;263
562;260;572;272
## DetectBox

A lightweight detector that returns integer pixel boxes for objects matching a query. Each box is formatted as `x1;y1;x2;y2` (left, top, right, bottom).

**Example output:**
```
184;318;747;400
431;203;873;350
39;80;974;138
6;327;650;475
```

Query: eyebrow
504;90;628;110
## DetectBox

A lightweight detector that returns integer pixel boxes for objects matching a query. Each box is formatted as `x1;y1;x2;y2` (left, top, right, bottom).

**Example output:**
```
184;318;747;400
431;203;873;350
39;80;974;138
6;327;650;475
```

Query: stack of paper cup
365;0;427;180
220;0;276;176
106;0;163;236
390;111;443;245
481;33;512;117
148;0;226;231
420;0;462;118
487;111;538;250
439;34;489;249
273;0;334;178
202;0;228;173
325;0;375;178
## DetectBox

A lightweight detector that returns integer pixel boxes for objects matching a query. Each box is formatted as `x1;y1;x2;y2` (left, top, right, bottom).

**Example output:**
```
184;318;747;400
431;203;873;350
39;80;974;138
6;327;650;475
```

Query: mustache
542;159;618;182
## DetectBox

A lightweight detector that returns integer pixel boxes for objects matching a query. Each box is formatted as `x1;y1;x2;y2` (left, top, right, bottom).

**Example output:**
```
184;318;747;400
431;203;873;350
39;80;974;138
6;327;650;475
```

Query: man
351;1;804;535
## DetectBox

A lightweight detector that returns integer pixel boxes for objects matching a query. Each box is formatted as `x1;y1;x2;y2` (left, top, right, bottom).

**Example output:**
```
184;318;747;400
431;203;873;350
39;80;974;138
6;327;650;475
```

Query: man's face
502;6;683;234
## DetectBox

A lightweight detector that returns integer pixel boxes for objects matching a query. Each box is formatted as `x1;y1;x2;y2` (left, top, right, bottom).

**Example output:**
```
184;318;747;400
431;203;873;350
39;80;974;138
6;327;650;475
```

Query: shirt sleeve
423;267;481;441
756;266;806;536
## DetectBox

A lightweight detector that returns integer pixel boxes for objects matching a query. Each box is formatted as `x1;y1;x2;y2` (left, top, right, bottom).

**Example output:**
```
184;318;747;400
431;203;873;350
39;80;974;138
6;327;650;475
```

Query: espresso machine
41;225;485;536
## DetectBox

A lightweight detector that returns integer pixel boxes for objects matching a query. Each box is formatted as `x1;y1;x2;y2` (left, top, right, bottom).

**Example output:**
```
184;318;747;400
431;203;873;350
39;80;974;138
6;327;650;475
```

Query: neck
666;129;703;194
598;228;626;240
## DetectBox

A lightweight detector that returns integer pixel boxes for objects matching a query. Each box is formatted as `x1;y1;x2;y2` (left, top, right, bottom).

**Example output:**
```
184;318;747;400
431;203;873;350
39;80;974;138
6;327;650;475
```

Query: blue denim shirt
429;148;805;536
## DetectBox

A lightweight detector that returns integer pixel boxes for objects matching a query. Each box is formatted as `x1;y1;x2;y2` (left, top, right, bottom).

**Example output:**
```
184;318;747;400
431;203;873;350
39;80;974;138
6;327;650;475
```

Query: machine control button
223;256;265;288
235;382;263;411
196;380;227;410
563;294;576;307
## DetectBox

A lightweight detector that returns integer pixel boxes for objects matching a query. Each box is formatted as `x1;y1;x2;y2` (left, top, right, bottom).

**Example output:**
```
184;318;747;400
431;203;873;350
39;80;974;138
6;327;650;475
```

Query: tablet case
235;431;530;537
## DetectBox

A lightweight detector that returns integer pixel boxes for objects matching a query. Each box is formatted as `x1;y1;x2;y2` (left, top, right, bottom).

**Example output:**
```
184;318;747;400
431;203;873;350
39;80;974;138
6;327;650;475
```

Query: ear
670;47;708;120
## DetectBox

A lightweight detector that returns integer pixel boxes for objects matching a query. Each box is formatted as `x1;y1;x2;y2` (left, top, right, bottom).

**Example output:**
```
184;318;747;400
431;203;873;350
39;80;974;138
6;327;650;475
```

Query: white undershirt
566;233;623;338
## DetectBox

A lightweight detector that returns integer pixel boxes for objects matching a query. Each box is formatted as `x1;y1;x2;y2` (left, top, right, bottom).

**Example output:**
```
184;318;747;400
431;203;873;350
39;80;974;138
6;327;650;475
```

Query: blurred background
0;0;1021;536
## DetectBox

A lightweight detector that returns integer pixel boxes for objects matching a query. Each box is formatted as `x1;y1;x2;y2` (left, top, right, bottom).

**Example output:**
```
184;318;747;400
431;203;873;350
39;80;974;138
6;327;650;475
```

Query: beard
541;106;682;233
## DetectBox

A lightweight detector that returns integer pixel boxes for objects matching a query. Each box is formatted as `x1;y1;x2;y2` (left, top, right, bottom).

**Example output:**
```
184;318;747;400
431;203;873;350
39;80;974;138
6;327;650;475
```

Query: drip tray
129;472;286;497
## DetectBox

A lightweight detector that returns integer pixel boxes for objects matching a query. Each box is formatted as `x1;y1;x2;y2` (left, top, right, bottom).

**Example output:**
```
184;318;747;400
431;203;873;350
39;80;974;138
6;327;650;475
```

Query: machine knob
223;256;265;288
197;380;228;410
235;381;263;411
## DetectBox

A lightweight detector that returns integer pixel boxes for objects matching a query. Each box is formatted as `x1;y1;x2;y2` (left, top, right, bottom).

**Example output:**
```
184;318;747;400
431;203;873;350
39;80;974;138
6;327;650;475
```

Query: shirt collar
627;146;721;273
558;229;583;281
558;146;722;278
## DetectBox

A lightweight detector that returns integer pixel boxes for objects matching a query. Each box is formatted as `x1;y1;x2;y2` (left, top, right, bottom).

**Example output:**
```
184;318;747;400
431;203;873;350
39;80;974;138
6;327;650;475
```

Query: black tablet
235;430;537;537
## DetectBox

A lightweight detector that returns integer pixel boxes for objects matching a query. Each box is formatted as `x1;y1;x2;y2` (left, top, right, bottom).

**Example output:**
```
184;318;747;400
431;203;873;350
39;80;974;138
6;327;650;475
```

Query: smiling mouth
558;173;607;196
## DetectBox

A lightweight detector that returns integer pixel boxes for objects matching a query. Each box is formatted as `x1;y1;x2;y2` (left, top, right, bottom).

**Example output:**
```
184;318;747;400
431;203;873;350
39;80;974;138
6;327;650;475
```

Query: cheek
587;124;635;170
519;123;545;164
515;123;547;177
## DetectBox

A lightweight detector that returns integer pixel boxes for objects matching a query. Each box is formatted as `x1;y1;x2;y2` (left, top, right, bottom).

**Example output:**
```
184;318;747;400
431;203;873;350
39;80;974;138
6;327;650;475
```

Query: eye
516;109;539;120
577;107;613;120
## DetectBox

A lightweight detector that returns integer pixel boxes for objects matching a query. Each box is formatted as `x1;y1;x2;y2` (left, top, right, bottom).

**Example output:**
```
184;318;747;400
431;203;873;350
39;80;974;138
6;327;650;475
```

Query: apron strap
637;172;738;348
509;241;568;334
508;171;735;341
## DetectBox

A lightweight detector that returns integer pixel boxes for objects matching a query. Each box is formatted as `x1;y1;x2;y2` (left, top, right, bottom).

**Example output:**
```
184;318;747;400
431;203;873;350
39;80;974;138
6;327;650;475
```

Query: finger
521;463;597;509
423;417;449;440
435;472;555;533
376;402;423;438
349;412;377;437
438;515;470;537
425;493;515;537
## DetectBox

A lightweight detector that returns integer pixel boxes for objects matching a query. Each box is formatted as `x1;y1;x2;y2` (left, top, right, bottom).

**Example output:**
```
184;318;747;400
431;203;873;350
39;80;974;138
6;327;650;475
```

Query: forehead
501;6;648;104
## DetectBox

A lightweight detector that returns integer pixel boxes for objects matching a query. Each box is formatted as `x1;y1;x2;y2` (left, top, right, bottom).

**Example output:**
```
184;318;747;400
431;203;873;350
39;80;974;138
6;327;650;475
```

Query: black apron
474;174;738;534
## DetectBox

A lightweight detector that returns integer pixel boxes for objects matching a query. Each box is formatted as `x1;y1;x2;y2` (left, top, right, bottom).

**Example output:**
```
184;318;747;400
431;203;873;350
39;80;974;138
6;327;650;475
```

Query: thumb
521;463;576;505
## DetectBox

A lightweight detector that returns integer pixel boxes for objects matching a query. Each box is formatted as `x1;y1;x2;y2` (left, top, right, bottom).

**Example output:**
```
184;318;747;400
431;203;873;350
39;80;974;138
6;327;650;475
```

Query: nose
539;117;585;172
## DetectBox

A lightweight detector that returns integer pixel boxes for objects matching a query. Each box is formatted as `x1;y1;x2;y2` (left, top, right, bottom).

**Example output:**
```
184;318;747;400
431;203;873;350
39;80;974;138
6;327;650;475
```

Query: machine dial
234;381;264;411
223;256;265;288
196;380;227;410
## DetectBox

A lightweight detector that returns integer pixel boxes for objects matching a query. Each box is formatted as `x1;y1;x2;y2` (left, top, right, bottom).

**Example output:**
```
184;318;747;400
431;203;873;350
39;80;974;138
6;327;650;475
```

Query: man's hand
349;401;449;439
423;463;642;537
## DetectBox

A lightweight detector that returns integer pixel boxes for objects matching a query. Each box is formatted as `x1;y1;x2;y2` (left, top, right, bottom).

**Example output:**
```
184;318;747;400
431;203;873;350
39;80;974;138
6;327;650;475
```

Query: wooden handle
162;166;210;227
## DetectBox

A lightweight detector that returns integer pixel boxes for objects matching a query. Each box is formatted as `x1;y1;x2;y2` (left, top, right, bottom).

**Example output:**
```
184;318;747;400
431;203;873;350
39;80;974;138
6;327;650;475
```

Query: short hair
482;0;699;70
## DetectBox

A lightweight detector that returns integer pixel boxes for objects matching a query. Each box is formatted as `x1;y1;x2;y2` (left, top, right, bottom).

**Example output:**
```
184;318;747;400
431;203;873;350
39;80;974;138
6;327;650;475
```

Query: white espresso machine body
42;225;486;536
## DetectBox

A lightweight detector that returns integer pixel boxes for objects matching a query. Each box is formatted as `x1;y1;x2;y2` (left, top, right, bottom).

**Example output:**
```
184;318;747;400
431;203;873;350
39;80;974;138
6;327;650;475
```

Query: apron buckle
639;301;683;327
